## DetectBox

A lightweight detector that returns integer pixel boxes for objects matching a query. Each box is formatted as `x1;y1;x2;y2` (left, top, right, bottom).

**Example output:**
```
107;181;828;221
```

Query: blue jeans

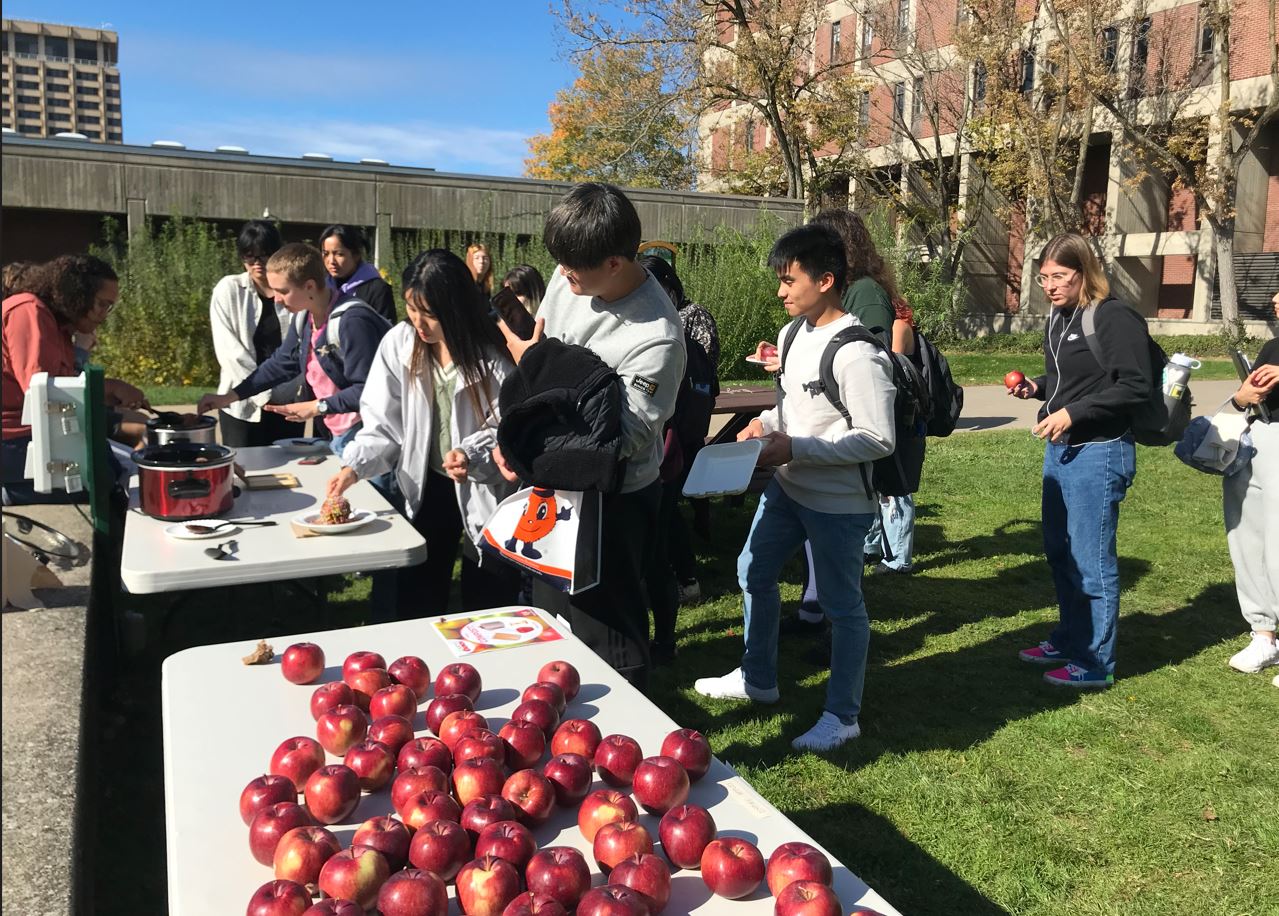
1042;436;1136;676
738;478;874;721
863;494;915;571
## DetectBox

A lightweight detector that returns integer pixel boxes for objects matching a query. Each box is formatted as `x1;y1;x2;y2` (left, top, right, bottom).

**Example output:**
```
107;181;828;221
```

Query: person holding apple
1007;232;1154;689
1219;290;1279;683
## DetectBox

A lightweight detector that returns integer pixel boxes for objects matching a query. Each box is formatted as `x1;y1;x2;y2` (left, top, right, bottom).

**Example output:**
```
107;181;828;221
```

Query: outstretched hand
497;317;545;366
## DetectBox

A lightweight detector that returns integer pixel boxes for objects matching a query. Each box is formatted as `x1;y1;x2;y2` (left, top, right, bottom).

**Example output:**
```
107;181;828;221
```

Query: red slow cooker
135;443;237;520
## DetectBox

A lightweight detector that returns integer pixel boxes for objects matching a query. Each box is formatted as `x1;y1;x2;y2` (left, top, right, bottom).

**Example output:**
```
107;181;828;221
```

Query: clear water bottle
1163;352;1200;400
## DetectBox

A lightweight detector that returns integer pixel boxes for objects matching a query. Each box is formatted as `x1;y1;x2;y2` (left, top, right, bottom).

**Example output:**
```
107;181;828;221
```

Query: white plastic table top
161;608;902;916
120;446;427;594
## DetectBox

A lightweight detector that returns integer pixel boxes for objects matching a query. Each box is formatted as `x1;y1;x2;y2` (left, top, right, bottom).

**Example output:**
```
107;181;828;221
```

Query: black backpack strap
775;318;805;427
1079;299;1112;372
816;325;890;428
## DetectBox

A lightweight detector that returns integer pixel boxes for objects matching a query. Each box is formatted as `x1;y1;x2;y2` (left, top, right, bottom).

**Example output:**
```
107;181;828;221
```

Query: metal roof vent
216;145;249;154
359;158;388;165
152;139;186;149
301;152;333;161
54;131;89;140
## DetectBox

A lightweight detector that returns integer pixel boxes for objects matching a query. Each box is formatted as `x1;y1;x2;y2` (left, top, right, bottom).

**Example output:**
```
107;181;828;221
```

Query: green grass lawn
141;385;206;407
945;354;1240;387
93;432;1277;915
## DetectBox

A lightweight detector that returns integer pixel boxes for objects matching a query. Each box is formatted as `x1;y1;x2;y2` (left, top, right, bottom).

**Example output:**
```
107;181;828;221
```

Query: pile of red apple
240;643;882;916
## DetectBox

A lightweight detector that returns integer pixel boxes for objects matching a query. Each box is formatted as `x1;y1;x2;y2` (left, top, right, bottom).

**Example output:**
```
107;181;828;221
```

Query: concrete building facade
1;19;122;144
697;0;1278;334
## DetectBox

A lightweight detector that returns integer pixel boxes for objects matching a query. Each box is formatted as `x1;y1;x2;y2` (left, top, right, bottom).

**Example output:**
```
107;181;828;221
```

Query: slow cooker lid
145;413;217;431
133;442;236;469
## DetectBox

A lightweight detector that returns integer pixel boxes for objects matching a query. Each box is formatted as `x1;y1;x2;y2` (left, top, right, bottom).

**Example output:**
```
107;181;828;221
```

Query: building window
1196;6;1214;59
898;0;911;36
893;82;906;122
48;97;70;109
49;111;70;123
106;102;121;113
957;2;969;25
912;77;925;123
79;127;100;138
74;40;99;65
46;67;68;78
744;118;756;151
859;90;871;130
46;80;68;91
14;34;38;57
830;20;842;61
1099;26;1119;71
17;94;40;106
1020;51;1036;94
1131;18;1151;79
79;114;101;125
44;36;68;59
16;64;38;75
103;43;117;64
76;99;100;110
16;79;38;91
861;17;875;57
76;84;100;95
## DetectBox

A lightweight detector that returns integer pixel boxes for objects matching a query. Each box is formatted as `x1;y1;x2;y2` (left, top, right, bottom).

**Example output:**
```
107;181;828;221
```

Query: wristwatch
316;399;330;415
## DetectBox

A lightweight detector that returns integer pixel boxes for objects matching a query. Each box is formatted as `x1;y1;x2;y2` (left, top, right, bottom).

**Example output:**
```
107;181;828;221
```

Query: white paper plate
274;437;329;455
745;355;777;366
682;439;764;498
292;508;376;534
164;520;240;540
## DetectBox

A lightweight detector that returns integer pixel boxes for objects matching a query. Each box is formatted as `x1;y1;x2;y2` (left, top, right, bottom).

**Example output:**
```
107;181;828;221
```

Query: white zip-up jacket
340;323;516;542
209;272;305;421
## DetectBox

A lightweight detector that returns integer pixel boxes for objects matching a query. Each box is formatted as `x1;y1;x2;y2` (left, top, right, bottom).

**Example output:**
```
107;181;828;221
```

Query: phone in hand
298;455;327;465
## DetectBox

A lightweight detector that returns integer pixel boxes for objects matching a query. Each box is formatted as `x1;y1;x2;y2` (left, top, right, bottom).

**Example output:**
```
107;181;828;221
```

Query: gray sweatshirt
757;313;897;514
537;267;686;493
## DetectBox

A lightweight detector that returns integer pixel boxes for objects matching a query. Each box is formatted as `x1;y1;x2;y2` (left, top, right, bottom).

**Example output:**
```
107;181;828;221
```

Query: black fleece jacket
1030;297;1153;444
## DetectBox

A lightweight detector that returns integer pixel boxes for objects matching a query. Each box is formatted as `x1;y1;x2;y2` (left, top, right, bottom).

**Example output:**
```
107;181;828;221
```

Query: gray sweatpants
1224;420;1279;632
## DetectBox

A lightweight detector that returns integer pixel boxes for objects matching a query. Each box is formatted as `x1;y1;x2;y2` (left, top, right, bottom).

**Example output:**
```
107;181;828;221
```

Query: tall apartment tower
1;19;122;143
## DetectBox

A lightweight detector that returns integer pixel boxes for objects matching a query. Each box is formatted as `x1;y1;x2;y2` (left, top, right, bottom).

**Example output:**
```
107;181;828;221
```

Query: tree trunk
1213;219;1241;337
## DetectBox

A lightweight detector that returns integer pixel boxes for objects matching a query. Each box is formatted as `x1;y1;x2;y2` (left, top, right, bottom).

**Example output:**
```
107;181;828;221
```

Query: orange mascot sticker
504;488;572;560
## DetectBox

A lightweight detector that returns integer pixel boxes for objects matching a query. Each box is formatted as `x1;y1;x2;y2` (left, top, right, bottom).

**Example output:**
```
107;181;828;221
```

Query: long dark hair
811;209;900;302
25;255;118;327
401;249;508;425
502;264;546;314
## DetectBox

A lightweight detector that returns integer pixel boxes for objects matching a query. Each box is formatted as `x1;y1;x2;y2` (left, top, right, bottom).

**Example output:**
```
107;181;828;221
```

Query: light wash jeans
738;478;874;722
1042;436;1136;676
863;494;915;571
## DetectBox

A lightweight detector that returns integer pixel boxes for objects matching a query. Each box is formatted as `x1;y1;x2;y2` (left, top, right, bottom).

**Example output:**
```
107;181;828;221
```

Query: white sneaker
792;711;860;752
1272;674;1279;688
1227;633;1279;673
693;668;779;703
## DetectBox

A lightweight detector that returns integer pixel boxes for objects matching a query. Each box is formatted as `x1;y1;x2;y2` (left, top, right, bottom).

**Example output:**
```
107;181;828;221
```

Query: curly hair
811;209;900;303
23;255;118;327
2;261;37;298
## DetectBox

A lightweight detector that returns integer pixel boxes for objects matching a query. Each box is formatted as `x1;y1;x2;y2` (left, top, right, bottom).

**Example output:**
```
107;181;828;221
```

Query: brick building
698;0;1278;333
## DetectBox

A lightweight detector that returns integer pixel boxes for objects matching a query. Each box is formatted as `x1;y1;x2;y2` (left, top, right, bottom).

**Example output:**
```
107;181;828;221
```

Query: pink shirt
307;314;359;437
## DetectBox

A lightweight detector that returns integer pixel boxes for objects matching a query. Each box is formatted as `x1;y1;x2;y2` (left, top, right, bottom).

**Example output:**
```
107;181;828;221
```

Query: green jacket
842;276;893;348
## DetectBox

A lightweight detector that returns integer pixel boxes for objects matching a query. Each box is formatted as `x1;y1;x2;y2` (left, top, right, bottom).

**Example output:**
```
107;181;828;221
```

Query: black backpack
1080;298;1191;447
777;319;930;498
912;329;964;436
668;330;719;467
496;338;628;493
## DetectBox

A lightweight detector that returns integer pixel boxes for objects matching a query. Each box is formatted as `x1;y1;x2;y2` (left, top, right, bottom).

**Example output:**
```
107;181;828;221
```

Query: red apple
273;824;341;887
593;735;644;787
502;892;568;916
369;683;418;721
342;650;387;680
249;802;314;867
441;711;490;751
398;789;463;831
511;699;559;739
453;756;507;807
316;704;368;757
302;900;362;916
632;756;689;815
310;682;355;721
766;841;833;897
541;753;592;806
1004;369;1026;390
461;794;519;843
317;846;389;911
303;764;361;825
352;815;412;872
524;846;591;909
500;769;556;826
377;868;448;916
408;818;473;881
456;855;522;916
475;819;538;869
346;668;391;712
575;885;650;916
391;766;450;815
498;720;546;771
398;737;453;774
847;908;889;915
760;343;779;360
425;693;473;735
593;820;653;874
241;774;297;825
549;718;598;758
368;714;414;756
388;655;432;701
521;681;566;714
658;804;717;870
701;837;765;899
774;880;842;916
536;660;580;701
611;853;672;911
281;642;326;685
578;789;639;843
246;879;311;916
270;736;326;789
435;662;482;703
343;740;395;791
455;729;507;767
660;729;711;782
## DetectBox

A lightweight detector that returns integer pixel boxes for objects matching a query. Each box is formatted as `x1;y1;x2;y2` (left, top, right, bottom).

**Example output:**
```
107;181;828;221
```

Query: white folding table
120;446;426;594
161;607;901;915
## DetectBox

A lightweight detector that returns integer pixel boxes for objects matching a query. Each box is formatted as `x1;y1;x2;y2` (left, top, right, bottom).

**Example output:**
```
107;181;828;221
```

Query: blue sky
7;1;578;176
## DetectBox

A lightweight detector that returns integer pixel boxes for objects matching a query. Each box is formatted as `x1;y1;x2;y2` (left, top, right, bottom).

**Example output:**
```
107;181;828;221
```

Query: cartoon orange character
505;488;572;559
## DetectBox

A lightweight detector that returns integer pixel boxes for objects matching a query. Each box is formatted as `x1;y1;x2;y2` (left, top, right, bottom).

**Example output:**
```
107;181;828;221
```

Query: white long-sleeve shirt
209;272;304;422
757;313;897;514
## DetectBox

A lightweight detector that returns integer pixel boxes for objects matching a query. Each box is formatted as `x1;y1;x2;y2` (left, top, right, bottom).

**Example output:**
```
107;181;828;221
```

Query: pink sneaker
1019;641;1065;665
1044;664;1113;689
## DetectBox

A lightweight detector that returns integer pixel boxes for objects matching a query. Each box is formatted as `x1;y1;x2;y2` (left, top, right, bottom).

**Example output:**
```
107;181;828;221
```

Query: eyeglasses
1036;270;1078;289
92;297;116;314
242;254;269;266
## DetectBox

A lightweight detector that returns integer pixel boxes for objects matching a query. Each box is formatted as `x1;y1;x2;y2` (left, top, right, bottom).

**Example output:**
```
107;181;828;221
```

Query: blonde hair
266;243;328;289
1040;233;1110;306
465;243;493;295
